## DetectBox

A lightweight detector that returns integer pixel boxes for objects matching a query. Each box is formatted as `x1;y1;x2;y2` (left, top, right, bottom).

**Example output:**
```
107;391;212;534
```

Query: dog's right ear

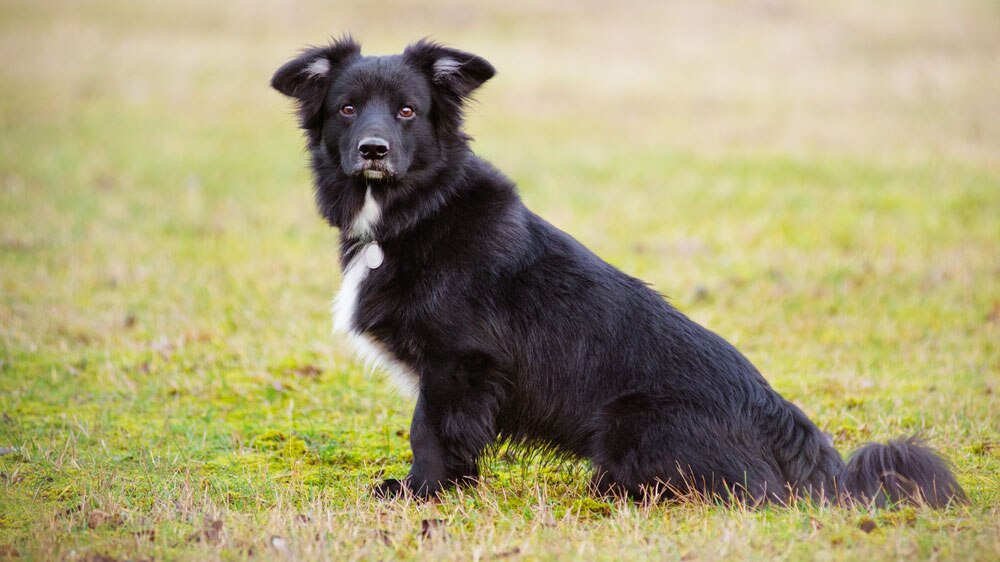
271;37;361;129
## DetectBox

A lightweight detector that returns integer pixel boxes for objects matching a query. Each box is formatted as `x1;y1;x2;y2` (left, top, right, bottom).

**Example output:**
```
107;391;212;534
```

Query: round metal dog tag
363;242;384;269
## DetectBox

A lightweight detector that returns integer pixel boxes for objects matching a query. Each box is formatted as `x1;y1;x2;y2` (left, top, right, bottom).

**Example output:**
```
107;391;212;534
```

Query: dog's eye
340;104;356;116
398;106;415;119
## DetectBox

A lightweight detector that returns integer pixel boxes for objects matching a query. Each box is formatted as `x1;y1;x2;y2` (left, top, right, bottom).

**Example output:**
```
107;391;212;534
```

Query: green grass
1;0;999;560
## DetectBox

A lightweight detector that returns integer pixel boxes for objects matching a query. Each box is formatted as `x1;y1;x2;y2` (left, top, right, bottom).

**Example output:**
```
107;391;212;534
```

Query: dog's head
271;37;495;184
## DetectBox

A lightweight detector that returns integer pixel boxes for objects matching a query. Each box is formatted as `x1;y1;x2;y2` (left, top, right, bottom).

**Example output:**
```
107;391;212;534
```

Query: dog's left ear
404;39;495;99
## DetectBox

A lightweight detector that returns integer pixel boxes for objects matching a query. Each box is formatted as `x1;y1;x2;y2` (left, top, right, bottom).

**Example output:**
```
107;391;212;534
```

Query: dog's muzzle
355;136;394;180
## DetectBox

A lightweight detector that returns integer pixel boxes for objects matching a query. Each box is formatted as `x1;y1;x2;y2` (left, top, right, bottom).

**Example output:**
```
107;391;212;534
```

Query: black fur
271;37;966;507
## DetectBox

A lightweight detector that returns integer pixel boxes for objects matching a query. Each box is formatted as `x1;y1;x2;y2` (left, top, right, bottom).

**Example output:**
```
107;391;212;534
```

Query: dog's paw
373;478;407;499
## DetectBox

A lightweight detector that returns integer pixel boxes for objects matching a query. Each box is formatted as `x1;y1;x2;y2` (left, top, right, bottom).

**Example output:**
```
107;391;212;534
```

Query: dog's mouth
353;161;394;182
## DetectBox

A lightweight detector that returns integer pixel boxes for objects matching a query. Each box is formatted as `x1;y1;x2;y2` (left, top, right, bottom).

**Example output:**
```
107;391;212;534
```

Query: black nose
358;137;389;160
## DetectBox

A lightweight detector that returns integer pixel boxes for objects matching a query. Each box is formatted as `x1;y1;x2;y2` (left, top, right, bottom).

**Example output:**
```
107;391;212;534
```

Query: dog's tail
836;436;966;508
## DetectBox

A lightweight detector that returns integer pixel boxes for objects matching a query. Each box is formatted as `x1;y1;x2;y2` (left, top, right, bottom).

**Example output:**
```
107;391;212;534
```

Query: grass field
1;0;999;560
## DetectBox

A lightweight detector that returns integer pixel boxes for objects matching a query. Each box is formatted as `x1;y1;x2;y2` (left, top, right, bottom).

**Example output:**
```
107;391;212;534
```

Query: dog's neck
337;152;475;244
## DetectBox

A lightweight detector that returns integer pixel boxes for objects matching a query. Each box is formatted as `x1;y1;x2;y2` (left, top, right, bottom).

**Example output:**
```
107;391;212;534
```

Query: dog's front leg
375;367;500;499
374;393;448;498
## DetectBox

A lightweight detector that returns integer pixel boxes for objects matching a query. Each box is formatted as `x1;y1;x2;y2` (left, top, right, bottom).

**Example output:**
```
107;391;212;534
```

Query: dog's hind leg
588;392;787;504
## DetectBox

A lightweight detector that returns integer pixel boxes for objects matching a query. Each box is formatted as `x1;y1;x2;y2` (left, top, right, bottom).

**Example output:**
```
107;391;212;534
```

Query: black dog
271;37;965;506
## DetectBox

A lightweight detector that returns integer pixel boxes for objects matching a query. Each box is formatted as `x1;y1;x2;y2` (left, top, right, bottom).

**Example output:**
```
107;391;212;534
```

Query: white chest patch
349;187;381;239
332;194;419;396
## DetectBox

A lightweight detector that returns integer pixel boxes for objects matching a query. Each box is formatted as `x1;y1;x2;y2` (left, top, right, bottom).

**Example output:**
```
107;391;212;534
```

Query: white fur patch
303;57;330;77
432;57;462;80
349;187;380;239
332;254;367;335
332;253;419;395
348;331;420;396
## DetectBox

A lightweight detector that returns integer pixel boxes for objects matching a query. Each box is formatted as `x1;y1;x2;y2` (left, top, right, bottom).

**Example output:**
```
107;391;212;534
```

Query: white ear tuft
432;57;463;81
303;57;331;78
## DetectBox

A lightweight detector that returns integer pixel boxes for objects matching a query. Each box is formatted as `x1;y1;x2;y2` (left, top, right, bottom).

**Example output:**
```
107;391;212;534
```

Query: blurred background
4;0;1000;155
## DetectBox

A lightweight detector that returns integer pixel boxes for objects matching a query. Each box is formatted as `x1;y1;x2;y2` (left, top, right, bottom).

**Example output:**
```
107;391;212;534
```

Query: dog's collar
349;232;376;244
